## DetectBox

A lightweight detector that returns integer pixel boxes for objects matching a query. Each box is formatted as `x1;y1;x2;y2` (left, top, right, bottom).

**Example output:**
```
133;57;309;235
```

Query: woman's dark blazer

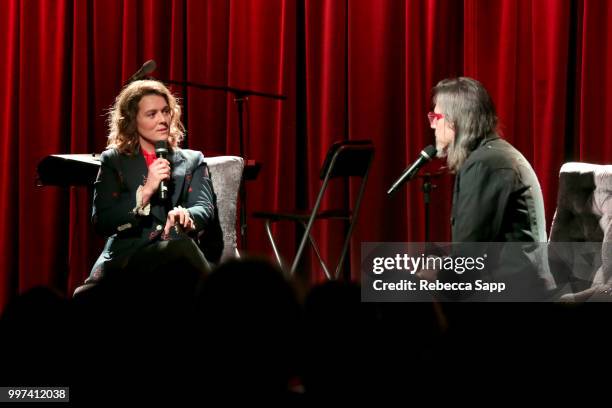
89;147;215;279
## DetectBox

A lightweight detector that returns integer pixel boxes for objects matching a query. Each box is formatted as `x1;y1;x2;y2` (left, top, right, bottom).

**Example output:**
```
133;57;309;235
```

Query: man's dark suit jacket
446;137;551;300
89;147;215;280
451;136;546;242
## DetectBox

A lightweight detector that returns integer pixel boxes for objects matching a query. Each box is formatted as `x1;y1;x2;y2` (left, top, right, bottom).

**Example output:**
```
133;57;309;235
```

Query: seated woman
83;79;214;290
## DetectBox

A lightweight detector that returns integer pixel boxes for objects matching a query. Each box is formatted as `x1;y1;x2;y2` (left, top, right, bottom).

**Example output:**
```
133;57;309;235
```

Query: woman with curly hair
84;80;215;288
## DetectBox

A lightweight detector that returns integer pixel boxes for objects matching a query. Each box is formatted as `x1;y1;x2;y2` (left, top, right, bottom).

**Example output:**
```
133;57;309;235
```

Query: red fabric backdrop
1;0;611;311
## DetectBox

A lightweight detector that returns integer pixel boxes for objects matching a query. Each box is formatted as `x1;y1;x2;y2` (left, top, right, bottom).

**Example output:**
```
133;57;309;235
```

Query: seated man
427;77;552;300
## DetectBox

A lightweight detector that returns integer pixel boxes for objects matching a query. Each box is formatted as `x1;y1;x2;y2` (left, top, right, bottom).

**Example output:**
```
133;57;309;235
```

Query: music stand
36;154;101;187
36;154;261;187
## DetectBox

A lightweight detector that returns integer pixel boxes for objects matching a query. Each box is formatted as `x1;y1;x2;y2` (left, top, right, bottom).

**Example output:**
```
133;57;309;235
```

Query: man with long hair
428;77;552;300
429;77;546;242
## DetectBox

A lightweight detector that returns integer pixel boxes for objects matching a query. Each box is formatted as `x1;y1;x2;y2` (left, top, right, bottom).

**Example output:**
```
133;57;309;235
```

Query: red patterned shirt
142;148;156;168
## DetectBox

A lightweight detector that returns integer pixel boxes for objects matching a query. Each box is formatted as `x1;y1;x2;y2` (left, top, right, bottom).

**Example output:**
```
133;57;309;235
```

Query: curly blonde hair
107;80;185;155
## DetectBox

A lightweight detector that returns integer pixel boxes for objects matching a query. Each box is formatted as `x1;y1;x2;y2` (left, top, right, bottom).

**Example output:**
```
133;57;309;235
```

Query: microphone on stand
126;60;157;84
155;141;169;201
387;145;437;195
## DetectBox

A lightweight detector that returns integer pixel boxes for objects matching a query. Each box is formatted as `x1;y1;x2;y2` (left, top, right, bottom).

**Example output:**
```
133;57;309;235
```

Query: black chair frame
254;140;374;279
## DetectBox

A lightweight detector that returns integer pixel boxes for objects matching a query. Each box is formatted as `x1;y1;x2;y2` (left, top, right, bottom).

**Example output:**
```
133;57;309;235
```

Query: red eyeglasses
427;111;444;125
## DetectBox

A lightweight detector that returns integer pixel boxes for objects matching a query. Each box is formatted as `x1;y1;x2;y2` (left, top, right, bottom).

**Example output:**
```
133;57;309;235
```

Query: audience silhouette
1;256;609;403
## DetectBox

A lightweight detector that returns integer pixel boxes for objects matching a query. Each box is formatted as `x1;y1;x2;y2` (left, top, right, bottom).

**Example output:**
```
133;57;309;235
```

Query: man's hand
415;268;439;281
415;256;442;281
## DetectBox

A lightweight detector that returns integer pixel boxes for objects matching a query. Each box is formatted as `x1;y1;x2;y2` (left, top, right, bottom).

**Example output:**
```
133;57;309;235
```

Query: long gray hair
433;77;499;172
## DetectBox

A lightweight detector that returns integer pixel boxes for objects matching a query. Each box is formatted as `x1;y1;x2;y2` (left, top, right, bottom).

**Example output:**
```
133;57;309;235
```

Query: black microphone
387;145;437;195
155;141;169;201
126;60;157;84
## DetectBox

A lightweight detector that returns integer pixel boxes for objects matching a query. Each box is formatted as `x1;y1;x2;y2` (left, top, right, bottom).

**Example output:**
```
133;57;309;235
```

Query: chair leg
334;221;353;280
290;178;332;276
264;219;284;270
300;221;332;280
290;227;312;277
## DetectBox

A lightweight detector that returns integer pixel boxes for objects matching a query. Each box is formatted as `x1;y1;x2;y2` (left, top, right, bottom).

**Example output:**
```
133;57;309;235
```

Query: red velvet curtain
306;0;612;281
463;0;571;229
0;0;295;311
2;0;612;310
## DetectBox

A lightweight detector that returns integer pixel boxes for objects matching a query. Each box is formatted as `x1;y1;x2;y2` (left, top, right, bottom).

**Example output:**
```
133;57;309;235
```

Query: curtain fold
578;0;612;162
0;0;21;309
463;0;570;226
304;0;347;281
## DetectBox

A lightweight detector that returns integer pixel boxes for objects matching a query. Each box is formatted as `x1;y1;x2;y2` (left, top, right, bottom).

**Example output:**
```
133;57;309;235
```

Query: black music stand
36;154;101;187
36;154;262;187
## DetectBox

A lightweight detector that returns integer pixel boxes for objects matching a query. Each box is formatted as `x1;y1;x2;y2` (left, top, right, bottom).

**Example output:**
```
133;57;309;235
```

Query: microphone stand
422;174;433;242
416;171;444;242
158;78;286;251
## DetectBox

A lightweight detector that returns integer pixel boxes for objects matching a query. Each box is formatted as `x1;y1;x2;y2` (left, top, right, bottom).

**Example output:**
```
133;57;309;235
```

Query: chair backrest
550;163;612;242
549;162;612;289
203;156;244;262
319;140;375;180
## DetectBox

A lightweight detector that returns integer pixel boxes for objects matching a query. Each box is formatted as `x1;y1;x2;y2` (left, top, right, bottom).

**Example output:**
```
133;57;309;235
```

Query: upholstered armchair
548;162;612;301
202;155;243;263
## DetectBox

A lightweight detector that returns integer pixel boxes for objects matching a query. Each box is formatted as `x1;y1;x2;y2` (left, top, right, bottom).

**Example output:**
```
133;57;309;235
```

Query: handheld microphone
126;60;157;84
387;145;437;195
155;141;169;201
